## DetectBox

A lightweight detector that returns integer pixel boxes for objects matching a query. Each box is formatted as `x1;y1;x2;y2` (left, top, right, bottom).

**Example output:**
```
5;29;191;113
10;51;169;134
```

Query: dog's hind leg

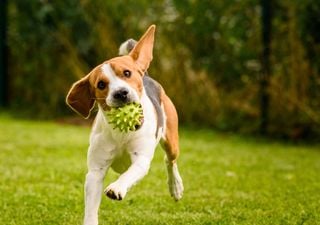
160;93;184;201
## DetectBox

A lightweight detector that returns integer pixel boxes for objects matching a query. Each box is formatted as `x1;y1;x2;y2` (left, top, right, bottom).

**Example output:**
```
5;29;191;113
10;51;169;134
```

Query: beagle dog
66;25;184;225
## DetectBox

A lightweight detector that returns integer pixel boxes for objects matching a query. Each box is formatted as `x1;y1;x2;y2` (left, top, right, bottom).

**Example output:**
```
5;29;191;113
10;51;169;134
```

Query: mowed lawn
0;114;320;225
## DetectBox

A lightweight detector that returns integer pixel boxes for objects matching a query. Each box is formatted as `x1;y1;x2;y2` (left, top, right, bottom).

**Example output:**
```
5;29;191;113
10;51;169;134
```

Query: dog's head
66;25;155;118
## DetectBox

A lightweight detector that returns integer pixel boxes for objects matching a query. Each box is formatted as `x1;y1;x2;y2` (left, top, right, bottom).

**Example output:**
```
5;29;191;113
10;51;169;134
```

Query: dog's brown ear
66;75;95;119
129;25;156;72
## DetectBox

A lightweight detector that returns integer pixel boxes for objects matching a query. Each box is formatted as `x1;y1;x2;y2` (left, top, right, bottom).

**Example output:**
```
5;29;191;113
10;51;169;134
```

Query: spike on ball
106;102;143;132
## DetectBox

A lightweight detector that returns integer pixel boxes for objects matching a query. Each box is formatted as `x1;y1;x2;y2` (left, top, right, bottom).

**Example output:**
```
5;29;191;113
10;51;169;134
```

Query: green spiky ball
106;102;143;132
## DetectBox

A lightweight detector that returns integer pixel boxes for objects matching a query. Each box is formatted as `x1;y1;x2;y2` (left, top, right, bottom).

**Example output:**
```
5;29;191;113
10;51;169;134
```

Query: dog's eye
123;70;131;78
97;81;106;90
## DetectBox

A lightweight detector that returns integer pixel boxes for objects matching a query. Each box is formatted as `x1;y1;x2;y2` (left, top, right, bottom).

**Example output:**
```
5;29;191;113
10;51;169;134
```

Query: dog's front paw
104;182;127;201
84;216;98;225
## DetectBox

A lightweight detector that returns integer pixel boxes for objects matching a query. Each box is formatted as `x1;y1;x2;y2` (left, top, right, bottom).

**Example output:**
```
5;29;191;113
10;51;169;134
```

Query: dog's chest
102;132;135;174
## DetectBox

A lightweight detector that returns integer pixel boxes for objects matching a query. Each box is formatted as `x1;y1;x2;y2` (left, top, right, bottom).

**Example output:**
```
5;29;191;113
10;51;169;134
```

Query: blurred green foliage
6;0;320;138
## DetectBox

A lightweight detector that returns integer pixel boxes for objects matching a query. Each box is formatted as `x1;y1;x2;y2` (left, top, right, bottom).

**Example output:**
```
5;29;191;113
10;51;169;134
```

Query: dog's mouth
106;96;141;108
134;117;144;131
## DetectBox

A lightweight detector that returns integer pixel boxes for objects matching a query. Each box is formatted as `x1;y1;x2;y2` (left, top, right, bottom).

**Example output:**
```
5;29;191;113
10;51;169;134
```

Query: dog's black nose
113;89;129;101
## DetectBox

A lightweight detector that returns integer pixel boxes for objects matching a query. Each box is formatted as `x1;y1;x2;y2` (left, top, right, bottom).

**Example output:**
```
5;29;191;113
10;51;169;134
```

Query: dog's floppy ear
129;25;156;72
66;75;95;119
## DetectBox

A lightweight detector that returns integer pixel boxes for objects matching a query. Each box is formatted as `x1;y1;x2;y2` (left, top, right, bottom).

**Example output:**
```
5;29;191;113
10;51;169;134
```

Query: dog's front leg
84;168;107;225
105;145;155;200
84;138;115;225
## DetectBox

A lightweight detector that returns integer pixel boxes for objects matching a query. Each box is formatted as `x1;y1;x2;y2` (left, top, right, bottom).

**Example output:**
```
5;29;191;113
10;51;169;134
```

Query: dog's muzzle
108;88;135;107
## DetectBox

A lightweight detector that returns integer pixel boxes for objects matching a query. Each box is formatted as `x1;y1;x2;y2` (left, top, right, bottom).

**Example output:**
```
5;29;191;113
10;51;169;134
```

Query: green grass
1;113;320;225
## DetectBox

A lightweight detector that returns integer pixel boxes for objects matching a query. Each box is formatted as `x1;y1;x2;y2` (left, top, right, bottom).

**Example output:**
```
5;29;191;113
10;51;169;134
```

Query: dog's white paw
168;175;184;201
165;160;184;201
83;217;98;225
104;182;127;201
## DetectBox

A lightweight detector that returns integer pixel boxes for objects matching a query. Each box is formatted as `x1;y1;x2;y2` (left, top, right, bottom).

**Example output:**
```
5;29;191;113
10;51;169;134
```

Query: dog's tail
119;39;137;56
